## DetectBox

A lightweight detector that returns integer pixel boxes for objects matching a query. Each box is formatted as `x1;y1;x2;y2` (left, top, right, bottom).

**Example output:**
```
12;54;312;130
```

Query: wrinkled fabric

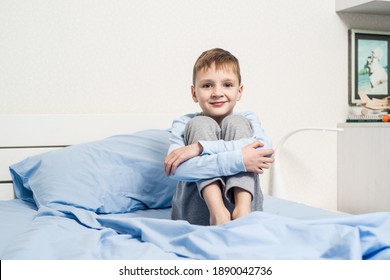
1;203;389;260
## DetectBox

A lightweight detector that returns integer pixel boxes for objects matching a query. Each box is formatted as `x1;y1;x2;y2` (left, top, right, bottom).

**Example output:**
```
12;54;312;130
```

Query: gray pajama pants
171;114;263;225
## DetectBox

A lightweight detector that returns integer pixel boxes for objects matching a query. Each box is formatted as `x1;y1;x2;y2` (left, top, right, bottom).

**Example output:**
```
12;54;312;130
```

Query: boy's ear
237;84;244;101
191;85;198;103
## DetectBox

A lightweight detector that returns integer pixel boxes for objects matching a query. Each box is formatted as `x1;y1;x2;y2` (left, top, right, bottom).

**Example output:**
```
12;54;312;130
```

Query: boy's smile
191;63;243;124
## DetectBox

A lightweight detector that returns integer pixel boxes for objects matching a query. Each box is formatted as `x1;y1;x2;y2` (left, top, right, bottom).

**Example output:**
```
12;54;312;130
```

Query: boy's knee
221;115;253;140
184;116;221;144
187;116;219;130
221;114;249;128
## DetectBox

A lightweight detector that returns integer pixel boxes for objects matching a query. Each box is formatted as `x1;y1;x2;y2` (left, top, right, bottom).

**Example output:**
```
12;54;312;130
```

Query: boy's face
191;63;243;124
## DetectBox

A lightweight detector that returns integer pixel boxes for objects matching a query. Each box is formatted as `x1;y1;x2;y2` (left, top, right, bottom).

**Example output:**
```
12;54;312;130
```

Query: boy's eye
201;83;212;88
224;83;233;87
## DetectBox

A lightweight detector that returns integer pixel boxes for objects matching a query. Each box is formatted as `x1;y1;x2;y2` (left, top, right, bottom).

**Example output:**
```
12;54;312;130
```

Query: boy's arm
165;112;273;181
166;141;274;182
167;113;196;152
167;149;244;182
199;112;272;155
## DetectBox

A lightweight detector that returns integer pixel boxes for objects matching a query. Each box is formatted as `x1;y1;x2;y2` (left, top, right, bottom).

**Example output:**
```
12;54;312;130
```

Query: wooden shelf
336;0;390;15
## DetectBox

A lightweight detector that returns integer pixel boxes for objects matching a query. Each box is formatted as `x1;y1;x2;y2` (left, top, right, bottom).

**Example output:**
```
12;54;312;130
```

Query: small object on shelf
382;115;390;122
357;92;390;113
346;114;387;122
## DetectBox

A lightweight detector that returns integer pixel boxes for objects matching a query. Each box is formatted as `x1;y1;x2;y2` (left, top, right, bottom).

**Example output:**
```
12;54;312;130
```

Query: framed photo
349;29;390;105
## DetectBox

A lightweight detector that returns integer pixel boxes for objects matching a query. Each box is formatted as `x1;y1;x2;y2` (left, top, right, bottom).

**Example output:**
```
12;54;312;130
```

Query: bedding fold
1;204;389;260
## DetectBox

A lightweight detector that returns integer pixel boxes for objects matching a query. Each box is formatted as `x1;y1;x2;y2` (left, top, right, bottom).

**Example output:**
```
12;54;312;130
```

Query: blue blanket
1;204;389;260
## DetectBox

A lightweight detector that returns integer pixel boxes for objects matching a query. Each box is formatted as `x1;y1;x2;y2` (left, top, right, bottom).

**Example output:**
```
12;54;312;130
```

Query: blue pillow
9;129;177;214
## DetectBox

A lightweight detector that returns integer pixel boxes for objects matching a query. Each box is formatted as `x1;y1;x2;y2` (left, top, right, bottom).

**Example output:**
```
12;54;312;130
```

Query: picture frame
349;29;390;105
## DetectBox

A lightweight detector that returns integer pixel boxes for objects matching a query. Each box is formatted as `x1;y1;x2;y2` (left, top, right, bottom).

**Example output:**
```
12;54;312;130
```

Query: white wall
1;0;390;211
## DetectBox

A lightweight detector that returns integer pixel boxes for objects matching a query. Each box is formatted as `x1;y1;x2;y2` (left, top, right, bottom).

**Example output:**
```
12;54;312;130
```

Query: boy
164;48;273;226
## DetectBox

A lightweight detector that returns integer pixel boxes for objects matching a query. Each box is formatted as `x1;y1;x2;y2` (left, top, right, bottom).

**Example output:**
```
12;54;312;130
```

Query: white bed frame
0;114;175;200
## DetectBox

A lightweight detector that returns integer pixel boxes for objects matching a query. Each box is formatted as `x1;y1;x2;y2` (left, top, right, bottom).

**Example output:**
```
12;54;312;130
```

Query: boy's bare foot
232;206;251;220
210;207;231;226
202;182;232;225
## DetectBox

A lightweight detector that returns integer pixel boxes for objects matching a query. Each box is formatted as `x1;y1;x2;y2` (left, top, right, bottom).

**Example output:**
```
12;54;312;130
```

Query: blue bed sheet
0;198;389;260
0;199;37;255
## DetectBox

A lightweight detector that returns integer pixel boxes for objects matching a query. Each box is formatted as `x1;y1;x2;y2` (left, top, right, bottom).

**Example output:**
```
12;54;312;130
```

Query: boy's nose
211;86;224;97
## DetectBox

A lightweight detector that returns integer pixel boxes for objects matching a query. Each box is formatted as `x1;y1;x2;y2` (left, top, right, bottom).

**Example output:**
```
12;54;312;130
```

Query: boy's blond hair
192;48;241;85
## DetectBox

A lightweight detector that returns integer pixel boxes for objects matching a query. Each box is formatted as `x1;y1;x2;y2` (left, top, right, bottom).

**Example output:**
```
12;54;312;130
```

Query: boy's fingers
262;149;274;157
170;160;178;176
164;155;175;175
251;141;264;148
165;153;184;176
164;162;171;176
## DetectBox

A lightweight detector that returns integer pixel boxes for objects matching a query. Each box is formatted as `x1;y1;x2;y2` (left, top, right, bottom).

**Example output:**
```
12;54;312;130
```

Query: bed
0;114;389;260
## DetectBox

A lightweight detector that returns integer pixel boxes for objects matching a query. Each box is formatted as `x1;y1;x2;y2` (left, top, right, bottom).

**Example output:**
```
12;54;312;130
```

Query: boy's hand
164;143;203;176
242;141;274;174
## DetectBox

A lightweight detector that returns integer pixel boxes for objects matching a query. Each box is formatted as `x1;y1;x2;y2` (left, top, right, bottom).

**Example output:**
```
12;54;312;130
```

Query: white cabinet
336;0;390;15
337;123;390;214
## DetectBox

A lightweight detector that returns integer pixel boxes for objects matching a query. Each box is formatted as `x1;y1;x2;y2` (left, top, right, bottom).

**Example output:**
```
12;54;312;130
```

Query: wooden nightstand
337;123;390;214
